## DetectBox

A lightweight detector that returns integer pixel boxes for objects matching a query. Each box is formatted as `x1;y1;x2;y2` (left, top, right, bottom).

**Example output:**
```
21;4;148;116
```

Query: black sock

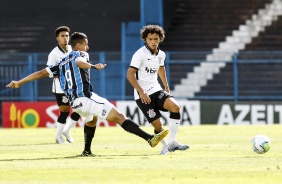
121;119;153;141
154;129;161;134
70;112;81;121
84;125;96;152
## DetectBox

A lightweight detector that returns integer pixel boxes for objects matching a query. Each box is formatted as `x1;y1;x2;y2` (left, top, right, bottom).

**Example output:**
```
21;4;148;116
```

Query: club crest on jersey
62;96;69;103
147;109;156;118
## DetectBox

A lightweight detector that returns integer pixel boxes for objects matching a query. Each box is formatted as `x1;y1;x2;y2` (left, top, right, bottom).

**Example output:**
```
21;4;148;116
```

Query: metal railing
1;51;282;102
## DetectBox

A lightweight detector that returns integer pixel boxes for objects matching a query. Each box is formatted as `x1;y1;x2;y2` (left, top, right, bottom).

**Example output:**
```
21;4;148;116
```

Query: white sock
63;118;76;133
56;122;65;138
161;137;169;146
168;118;180;143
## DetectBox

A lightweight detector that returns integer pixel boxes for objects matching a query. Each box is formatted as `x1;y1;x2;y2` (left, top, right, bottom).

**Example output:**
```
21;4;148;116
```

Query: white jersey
47;44;72;93
129;45;166;100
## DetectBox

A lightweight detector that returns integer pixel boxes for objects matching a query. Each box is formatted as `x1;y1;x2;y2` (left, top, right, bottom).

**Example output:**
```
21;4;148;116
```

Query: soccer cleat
55;136;66;144
80;151;96;157
168;141;189;152
148;130;169;148
160;145;169;155
63;130;74;143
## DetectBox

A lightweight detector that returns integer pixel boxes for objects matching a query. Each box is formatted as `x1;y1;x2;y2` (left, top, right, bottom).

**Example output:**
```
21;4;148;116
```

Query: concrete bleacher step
177;0;281;98
163;0;272;52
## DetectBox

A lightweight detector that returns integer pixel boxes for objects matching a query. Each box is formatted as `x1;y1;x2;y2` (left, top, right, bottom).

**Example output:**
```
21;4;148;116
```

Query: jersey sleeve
46;50;57;66
80;51;89;62
46;64;59;78
74;51;89;63
130;51;143;70
160;52;166;67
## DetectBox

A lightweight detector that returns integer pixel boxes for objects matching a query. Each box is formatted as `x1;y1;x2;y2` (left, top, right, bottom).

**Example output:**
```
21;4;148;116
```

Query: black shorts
136;90;172;123
54;93;70;106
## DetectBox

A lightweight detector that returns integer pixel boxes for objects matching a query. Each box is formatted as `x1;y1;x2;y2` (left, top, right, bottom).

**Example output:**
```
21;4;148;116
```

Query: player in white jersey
127;25;189;154
46;26;81;144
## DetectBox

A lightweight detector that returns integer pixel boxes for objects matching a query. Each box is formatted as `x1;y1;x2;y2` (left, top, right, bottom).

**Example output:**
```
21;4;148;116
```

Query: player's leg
151;119;169;155
105;105;168;148
163;97;189;152
136;98;169;154
63;111;81;143
55;93;71;144
83;93;167;144
72;93;168;148
163;97;180;142
81;116;97;157
56;104;70;144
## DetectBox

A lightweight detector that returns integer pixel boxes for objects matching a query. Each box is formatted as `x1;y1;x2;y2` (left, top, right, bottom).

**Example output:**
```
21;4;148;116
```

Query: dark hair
70;32;88;48
55;26;70;37
140;25;165;42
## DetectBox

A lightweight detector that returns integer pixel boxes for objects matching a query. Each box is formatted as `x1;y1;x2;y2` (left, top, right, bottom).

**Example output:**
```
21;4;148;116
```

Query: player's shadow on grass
0;153;157;162
0;143;56;146
0;155;79;162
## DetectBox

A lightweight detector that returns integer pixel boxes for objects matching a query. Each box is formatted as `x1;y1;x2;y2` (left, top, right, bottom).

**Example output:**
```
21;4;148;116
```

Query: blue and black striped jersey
47;50;93;104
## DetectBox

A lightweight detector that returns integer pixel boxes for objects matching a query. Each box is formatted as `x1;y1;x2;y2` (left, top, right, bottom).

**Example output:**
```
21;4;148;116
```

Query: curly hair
140;25;165;42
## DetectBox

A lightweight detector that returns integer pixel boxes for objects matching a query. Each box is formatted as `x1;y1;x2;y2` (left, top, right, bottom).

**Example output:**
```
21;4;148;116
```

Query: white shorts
71;92;114;122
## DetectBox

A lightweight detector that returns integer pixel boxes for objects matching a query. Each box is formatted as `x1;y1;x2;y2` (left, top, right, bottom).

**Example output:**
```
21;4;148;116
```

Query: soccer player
47;26;81;144
127;25;189;155
6;32;169;156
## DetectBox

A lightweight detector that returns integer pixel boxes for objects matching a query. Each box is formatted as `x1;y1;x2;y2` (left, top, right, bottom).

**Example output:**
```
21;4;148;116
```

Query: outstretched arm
76;57;107;70
6;68;49;88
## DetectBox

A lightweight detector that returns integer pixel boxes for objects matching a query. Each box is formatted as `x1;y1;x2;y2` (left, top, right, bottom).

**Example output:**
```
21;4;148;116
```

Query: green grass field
0;125;282;184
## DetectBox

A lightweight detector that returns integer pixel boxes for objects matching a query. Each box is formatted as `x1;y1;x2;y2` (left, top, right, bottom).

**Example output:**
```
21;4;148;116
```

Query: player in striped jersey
47;26;81;144
127;25;189;155
6;32;169;156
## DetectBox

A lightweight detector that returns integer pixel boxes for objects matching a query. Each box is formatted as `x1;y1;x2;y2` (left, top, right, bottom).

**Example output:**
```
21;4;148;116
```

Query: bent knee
59;105;70;112
151;119;163;132
58;111;69;123
86;117;97;127
170;104;180;113
108;111;127;125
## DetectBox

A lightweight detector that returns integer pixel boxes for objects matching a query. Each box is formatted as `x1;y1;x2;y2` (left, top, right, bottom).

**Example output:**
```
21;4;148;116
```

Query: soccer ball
251;134;271;154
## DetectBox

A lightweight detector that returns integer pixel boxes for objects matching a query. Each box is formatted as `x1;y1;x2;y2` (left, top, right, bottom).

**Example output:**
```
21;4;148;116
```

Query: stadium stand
196;61;282;98
245;12;282;51
162;0;273;92
161;0;273;52
164;0;282;99
0;0;140;53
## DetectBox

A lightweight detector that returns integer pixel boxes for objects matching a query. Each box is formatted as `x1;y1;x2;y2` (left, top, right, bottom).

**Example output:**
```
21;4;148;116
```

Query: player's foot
55;136;66;144
160;145;169;155
148;130;169;148
168;141;189;152
80;151;96;157
63;130;74;143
